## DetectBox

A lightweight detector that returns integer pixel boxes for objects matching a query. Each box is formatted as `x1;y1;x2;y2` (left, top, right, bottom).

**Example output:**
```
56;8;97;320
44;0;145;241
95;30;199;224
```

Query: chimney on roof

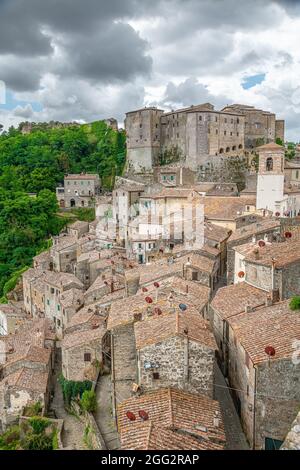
252;235;256;244
186;284;189;294
253;248;259;260
245;304;252;313
213;411;220;428
265;294;273;307
271;288;280;303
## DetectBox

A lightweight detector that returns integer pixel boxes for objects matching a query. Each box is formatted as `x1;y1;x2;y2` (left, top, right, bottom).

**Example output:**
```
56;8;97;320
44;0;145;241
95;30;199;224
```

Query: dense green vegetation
80;390;98;413
59;374;93;405
0;121;126;299
0;121;126;192
0;189;67;300
0;416;59;450
289;296;300;311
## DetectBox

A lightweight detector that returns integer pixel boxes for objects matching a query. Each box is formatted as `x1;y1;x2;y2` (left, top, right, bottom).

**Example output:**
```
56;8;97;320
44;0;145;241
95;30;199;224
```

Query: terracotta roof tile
228;219;280;243
108;276;210;330
242;239;300;268
120;422;222;450
204;222;231;242
211;282;268;320
62;325;106;350
228;300;300;364
65;173;99;180
0;368;48;393
118;388;225;449
134;311;216;350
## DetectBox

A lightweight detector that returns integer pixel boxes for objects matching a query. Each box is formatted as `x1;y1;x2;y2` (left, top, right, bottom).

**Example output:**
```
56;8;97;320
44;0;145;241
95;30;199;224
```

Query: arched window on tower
266;157;273;171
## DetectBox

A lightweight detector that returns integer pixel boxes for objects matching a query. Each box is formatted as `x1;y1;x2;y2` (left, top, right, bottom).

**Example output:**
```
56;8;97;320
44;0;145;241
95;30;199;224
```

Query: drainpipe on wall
184;336;189;383
253;365;257;450
111;333;117;428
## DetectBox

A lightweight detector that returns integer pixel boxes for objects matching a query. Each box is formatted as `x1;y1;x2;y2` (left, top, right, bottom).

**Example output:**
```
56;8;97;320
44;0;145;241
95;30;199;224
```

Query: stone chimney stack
265;294;273;307
124;270;140;296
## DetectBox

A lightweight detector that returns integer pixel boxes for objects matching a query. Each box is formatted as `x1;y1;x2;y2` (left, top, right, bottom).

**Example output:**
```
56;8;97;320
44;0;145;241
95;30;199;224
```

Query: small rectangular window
84;353;91;362
153;372;160;380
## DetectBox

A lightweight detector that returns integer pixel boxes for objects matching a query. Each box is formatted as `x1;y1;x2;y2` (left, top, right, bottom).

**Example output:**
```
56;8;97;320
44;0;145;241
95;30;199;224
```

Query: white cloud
0;0;300;140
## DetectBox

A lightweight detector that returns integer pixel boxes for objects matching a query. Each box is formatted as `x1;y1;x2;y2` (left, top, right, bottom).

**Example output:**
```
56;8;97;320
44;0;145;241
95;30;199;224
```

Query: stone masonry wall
138;335;214;398
62;339;102;382
255;359;300;449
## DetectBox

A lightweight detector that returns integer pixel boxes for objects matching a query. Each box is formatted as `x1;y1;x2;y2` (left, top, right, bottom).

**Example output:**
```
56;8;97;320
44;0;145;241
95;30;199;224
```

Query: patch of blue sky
0;89;43;112
242;73;266;90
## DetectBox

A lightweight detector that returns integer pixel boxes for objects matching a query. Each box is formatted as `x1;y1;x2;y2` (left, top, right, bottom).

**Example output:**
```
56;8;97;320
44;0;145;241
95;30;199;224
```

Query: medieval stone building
125;102;284;173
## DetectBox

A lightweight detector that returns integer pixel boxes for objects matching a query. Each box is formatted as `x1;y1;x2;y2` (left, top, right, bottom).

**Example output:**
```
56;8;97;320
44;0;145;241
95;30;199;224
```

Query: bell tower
256;143;285;214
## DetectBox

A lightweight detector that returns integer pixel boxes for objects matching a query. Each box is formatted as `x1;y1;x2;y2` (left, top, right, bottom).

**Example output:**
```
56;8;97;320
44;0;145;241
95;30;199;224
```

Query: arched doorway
70;199;76;207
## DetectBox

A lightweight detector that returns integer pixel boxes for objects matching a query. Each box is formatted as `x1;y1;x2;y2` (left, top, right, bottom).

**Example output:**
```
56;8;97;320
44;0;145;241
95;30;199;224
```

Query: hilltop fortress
125;103;285;172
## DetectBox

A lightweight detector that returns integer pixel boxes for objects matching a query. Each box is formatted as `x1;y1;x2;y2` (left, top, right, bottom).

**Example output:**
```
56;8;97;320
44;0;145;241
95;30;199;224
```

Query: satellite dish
145;296;153;304
285;231;292;239
264;346;276;357
138;410;149;421
142;287;148;293
153;307;162;316
258;240;265;247
275;212;280;217
238;271;245;278
154;282;160;288
126;411;136;421
179;303;187;311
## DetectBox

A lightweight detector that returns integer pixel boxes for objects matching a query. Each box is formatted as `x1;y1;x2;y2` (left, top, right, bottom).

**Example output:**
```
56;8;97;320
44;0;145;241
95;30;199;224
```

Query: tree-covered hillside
0;120;126;192
0;120;126;299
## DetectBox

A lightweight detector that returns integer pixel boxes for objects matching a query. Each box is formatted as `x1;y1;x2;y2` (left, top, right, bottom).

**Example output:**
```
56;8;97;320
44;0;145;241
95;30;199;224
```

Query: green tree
80;390;98;413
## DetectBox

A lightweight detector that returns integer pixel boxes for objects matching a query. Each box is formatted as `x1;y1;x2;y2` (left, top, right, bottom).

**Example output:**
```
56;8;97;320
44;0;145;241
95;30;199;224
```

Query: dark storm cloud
0;0;297;93
0;0;156;91
54;22;152;83
0;0;300;139
0;0;53;56
0;57;43;91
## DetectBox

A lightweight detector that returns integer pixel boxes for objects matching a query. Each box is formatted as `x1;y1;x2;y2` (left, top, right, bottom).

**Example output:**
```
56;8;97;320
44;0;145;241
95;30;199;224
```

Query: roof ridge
168;388;174;427
146;421;153;449
15;367;24;387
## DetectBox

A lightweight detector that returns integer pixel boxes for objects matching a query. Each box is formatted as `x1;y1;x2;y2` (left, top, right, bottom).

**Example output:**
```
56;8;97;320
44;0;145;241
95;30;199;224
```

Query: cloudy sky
0;0;300;140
